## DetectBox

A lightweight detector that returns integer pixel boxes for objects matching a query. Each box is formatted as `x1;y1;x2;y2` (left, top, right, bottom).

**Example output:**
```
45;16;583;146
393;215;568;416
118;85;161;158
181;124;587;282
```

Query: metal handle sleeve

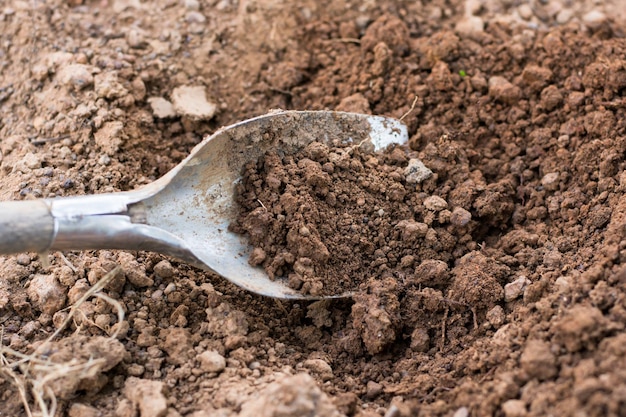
0;200;55;254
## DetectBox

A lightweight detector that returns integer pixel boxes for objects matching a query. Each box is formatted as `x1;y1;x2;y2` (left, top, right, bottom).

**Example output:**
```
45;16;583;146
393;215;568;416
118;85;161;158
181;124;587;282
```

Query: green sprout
459;70;467;77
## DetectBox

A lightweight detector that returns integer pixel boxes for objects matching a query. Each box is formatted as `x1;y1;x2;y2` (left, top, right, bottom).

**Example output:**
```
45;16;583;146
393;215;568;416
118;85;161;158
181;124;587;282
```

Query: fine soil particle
230;142;472;297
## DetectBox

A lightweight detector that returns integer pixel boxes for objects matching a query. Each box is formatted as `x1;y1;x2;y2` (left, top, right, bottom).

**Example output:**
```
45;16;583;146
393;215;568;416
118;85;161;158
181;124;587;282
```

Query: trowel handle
0;193;142;255
0;200;55;254
0;193;195;262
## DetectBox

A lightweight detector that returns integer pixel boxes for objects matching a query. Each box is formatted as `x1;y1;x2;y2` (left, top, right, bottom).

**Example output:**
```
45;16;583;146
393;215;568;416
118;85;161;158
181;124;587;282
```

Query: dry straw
0;264;125;417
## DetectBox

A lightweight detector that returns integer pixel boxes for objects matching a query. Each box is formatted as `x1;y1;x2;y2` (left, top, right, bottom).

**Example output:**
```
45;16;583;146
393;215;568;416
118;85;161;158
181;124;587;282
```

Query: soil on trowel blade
230;140;512;356
230;141;471;297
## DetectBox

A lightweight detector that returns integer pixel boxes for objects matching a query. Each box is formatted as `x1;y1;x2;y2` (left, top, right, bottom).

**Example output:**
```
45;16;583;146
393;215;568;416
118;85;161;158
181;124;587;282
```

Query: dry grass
0;264;125;417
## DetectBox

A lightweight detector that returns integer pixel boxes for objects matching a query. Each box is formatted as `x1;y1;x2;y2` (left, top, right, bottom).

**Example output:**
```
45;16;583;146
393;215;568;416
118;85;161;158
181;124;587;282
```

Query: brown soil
2;0;626;417
230;142;474;298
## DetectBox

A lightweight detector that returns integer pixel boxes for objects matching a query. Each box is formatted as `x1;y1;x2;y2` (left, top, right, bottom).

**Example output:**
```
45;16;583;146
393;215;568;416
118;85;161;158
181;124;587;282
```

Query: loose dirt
2;0;626;416
231;142;468;297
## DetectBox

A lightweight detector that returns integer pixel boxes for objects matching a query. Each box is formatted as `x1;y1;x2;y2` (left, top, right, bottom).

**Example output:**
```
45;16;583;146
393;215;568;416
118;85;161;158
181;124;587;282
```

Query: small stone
184;0;199;9
15;253;31;266
454;16;484;37
429;7;442;20
127;29;147;48
224;334;247;350
366;381;383;399
385;405;401;417
67;279;89;305
544;0;564;17
450;207;472;227
98;154;111;165
453;407;469;417
520;339;557;380
116;252;152;288
112;0;141;13
517;4;533;20
396;219;428;242
400;255;415;268
163;282;176;295
171;85;217;120
486;305;505;328
556;9;574;24
504;276;530;302
153;260;175;279
404;158;433;184
186;11;206;34
437;209;451;223
130;78;146;102
582;10;607;30
423;195;448;211
111;320;130;339
410;326;430;352
126;363;145;377
198;350;226;373
68;403;101;417
355;15;371;30
147;97;176;119
541;172;560;191
466;0;482;15
27;274;67;315
20;320;41;338
185;10;206;23
501;400;527;417
303;358;333;381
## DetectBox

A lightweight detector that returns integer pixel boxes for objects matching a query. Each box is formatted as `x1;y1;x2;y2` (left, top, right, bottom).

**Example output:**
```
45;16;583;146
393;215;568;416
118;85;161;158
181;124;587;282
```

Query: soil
2;0;626;417
230;142;472;298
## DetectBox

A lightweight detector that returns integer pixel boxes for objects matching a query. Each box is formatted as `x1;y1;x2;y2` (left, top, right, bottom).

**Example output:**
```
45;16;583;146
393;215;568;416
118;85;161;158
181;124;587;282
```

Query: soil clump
231;142;474;297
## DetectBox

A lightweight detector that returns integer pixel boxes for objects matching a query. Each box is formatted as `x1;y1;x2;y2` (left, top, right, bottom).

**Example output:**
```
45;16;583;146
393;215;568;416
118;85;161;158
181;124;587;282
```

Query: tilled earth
2;0;626;416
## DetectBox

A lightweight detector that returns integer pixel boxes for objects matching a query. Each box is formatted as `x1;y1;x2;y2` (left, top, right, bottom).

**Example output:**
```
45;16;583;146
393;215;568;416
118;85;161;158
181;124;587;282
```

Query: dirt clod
26;274;67;315
231;144;470;297
124;377;168;417
238;373;341;417
520;340;557;381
